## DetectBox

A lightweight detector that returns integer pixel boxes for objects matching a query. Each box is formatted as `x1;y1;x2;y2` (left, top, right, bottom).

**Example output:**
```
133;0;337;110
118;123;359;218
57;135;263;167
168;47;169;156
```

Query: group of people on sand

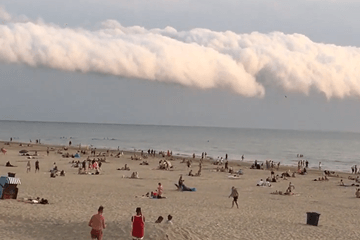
256;179;272;187
26;160;40;173
89;206;172;240
265;160;281;170
123;172;139;179
313;176;329;181
271;182;296;196
137;183;166;199
117;164;130;171
158;159;172;170
351;165;360;174
76;159;102;175
188;162;202;176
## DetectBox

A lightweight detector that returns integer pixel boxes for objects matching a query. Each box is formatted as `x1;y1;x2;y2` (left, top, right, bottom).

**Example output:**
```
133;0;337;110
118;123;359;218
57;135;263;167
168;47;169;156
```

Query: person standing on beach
26;160;31;173
89;206;106;240
35;160;40;173
319;162;322;170
241;155;244;161
229;186;239;208
47;147;49;156
132;207;145;240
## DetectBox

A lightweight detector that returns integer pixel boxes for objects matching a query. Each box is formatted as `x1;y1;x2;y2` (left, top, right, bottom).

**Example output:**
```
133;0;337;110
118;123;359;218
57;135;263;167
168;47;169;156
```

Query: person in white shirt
165;215;173;225
257;179;264;186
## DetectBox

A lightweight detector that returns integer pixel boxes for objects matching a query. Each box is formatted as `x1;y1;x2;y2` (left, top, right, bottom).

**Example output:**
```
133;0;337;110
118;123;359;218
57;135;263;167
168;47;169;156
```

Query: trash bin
306;212;320;226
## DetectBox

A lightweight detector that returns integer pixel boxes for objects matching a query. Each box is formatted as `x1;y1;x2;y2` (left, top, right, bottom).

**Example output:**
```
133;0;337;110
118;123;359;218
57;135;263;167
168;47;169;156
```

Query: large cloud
0;9;360;98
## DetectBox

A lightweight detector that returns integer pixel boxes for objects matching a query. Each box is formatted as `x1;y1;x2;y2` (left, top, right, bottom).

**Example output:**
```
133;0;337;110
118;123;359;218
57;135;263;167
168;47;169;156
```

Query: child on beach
26;160;31;173
166;215;173;225
132;207;145;240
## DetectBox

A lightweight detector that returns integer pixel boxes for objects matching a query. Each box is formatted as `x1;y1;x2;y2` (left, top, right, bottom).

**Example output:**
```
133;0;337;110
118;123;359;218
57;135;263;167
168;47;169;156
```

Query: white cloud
0;8;360;99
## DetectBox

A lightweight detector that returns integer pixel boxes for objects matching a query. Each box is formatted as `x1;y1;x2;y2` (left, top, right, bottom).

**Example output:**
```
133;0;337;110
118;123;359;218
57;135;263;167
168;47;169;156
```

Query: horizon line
0;119;358;135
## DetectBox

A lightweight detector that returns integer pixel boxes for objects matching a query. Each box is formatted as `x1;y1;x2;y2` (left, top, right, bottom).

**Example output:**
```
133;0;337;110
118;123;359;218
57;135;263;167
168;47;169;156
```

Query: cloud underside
0;8;360;99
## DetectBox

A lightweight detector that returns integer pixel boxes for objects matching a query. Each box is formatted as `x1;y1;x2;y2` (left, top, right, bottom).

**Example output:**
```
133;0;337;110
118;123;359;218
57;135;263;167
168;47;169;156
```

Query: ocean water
0;120;359;172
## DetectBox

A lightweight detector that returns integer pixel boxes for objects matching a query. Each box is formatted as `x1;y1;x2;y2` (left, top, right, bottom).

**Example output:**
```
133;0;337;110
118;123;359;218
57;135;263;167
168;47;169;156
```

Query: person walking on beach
26;160;31;173
132;207;145;240
89;206;106;240
241;155;244;161
319;162;322;170
47;147;49;156
35;160;40;173
229;186;239;208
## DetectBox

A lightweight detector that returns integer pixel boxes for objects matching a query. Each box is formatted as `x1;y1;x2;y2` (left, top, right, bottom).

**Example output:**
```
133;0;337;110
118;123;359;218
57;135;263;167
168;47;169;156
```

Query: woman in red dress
132;207;145;240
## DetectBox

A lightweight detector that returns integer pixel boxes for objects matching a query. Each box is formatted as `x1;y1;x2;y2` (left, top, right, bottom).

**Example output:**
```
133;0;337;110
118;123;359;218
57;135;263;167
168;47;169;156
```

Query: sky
1;0;360;132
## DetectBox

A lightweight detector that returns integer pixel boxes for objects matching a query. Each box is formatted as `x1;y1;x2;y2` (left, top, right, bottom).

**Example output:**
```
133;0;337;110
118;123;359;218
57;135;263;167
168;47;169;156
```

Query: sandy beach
0;141;359;240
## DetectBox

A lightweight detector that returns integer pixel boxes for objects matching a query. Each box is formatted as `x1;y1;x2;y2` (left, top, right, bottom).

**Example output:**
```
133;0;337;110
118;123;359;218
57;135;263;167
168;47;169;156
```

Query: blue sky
1;1;360;132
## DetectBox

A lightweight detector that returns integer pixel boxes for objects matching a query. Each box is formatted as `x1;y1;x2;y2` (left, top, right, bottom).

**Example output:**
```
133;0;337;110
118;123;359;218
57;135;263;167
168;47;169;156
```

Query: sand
0;141;359;240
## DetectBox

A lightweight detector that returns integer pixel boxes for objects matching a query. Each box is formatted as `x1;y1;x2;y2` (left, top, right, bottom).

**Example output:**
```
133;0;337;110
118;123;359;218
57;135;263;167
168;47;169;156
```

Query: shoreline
0;140;350;176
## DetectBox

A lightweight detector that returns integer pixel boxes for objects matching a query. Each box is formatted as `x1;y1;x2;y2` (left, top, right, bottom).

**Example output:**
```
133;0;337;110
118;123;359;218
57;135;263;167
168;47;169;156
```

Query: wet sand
0;141;359;240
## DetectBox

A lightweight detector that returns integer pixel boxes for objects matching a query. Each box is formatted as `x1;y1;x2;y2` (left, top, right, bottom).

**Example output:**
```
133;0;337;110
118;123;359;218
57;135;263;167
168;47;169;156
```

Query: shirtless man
89;206;106;240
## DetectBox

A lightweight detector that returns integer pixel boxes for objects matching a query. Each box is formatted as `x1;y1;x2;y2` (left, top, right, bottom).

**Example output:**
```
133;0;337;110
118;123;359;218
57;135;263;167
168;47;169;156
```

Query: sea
0;120;359;173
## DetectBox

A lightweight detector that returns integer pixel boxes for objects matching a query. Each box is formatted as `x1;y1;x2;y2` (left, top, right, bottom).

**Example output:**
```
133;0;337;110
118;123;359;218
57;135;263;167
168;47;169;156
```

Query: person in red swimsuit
132;207;145;240
89;206;106;240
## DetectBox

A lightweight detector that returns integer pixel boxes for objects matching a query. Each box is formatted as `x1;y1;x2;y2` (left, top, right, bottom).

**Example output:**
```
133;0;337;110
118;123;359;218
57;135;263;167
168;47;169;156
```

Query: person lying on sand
140;161;149;165
135;192;151;198
117;164;130;171
122;172;139;179
266;177;276;183
284;187;293;195
255;179;271;187
339;179;360;187
5;161;16;167
270;190;283;195
131;155;142;161
313;176;329;181
257;179;264;186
